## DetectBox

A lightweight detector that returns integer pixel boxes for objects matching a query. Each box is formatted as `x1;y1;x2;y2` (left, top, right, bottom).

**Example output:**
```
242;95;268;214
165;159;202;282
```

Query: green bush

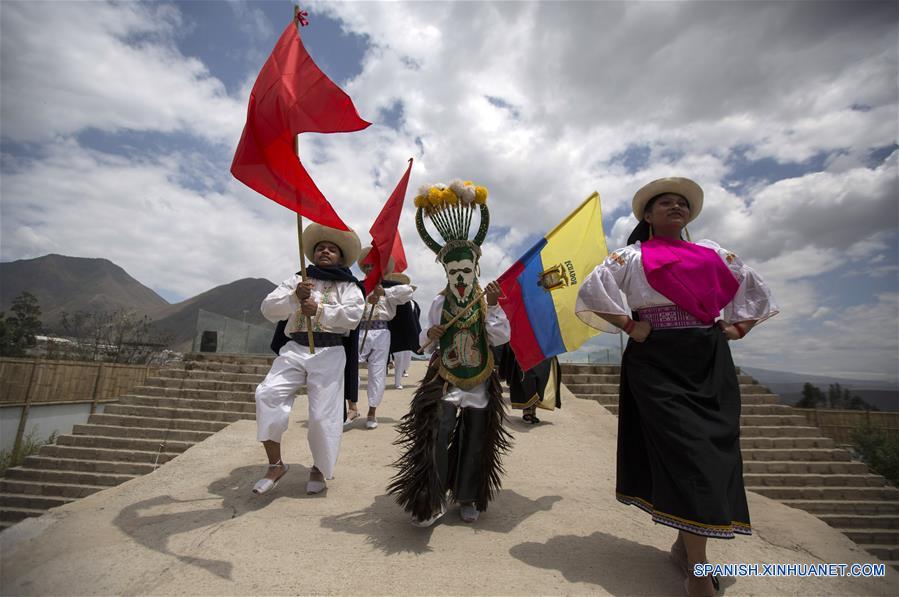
850;424;899;485
0;430;57;477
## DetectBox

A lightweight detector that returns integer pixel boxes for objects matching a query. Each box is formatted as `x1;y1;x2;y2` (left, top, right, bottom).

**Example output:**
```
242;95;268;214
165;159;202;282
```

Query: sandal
344;409;361;426
252;461;288;495
522;410;540;424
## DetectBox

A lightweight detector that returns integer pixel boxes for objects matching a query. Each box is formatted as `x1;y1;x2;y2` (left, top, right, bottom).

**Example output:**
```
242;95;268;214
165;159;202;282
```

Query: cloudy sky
1;0;897;382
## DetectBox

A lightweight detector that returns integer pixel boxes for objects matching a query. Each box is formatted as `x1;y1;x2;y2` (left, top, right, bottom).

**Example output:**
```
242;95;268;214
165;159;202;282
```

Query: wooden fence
0;358;157;407
795;407;899;445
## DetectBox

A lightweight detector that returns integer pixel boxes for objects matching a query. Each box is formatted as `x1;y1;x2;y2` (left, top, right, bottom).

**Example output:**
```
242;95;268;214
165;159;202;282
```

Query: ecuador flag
497;192;608;371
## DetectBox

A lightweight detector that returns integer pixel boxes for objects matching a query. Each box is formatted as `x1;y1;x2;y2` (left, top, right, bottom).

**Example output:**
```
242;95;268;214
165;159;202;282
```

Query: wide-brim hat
632;177;703;223
384;272;410;285
304;223;361;266
358;246;395;275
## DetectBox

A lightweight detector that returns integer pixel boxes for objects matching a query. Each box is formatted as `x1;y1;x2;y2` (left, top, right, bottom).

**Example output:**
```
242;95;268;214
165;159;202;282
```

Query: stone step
744;473;885;488
155;369;266;383
562;374;620;384
0;506;46;523
184;361;271;375
103;404;254;423
56;434;194;454
843;529;899;545
742;448;852;462
575;393;783;406
185;353;273;365
72;424;213;444
0;479;107;499
149;377;260;393
130;386;257;401
560;364;620;375
866;545;899;561
741;426;824;438
4;467;136;488
818;514;899;530
563;373;755;385
783;499;899;516
23;455;157;476
0;492;75;510
743;461;871;475
740;405;803;415
740;414;809;426
603;405;620;416
577;394;620;406
88;413;230;433
751;486;899;501
124;395;256;414
740;437;835;449
39;444;178;465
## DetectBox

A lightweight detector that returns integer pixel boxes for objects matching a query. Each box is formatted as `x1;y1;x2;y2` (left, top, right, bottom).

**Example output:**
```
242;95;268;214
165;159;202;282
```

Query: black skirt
616;326;751;539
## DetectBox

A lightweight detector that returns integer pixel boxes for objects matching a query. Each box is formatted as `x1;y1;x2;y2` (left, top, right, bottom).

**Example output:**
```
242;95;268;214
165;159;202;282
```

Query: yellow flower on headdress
474;186;488;205
427;187;443;207
442;187;459;205
414;194;427;208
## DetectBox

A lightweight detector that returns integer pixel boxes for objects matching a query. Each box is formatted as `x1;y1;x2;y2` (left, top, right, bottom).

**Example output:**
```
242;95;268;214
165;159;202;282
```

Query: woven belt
290;331;344;347
637;305;708;329
362;320;389;331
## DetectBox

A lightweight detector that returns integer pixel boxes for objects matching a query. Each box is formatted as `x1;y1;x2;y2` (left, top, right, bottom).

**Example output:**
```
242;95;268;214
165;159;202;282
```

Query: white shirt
575;239;778;333
365;284;414;321
419;293;511;408
262;274;364;337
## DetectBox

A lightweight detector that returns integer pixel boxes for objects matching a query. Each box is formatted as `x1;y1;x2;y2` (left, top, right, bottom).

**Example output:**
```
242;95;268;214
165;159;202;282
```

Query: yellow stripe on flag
538;192;609;352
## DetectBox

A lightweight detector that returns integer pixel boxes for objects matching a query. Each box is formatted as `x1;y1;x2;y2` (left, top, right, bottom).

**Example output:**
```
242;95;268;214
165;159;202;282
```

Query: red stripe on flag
498;262;546;371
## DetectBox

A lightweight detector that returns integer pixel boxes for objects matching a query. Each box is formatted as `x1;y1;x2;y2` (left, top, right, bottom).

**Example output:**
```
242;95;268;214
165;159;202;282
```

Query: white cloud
0;1;244;145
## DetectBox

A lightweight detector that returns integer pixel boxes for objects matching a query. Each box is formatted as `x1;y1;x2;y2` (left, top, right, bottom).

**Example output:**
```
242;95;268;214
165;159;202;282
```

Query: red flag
390;230;408;273
231;21;370;230
364;158;413;294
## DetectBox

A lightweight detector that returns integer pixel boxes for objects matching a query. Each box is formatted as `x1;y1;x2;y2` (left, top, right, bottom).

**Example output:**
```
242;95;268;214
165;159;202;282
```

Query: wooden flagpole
294;5;315;353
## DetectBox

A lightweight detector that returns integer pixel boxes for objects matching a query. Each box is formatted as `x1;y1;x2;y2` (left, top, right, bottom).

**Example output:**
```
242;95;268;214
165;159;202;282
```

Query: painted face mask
415;180;494;390
443;253;477;303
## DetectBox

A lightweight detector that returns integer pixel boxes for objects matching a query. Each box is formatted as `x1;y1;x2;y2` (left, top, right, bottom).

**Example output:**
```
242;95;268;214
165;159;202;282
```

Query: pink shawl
641;237;739;323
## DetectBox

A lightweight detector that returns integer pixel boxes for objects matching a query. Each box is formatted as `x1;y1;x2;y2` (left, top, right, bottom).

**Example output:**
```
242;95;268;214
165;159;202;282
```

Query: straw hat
632;177;703;223
303;223;361;266
358;246;395;274
384;272;410;285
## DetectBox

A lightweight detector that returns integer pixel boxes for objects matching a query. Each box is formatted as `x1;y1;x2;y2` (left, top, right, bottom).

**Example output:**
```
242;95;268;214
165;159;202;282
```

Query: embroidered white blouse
366;284;415;321
418;294;511;409
262;274;365;337
575;240;778;333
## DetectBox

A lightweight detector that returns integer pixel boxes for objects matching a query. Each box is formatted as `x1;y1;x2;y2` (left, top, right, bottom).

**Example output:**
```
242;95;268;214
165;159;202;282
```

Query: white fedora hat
632;177;704;223
304;223;362;266
383;272;410;285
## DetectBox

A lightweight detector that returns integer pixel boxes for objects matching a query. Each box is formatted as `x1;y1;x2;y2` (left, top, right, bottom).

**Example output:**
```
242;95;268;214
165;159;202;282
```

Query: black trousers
436;401;489;507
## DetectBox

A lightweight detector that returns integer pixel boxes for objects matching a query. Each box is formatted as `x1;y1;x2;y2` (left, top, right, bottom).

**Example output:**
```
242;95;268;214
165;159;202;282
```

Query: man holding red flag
231;13;372;496
352;249;414;428
349;159;415;429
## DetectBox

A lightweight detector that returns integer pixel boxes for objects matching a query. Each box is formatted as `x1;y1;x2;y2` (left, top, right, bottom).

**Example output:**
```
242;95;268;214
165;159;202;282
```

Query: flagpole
358;275;381;353
294;5;315;354
419;288;489;352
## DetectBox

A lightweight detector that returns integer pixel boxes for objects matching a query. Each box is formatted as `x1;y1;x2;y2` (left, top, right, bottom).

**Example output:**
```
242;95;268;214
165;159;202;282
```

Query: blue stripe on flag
518;248;567;359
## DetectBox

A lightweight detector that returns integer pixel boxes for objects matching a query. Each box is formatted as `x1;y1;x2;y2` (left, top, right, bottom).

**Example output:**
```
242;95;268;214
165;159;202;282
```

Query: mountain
0;254;169;330
741;366;899;412
150;278;277;350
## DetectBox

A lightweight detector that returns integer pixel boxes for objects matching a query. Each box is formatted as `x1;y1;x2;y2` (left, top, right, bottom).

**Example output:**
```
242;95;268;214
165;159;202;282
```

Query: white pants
393;350;413;386
255;341;345;479
358;328;390;408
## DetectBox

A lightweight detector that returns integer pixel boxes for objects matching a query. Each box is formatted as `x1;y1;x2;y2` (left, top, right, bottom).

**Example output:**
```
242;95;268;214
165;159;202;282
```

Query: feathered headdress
414;179;490;263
